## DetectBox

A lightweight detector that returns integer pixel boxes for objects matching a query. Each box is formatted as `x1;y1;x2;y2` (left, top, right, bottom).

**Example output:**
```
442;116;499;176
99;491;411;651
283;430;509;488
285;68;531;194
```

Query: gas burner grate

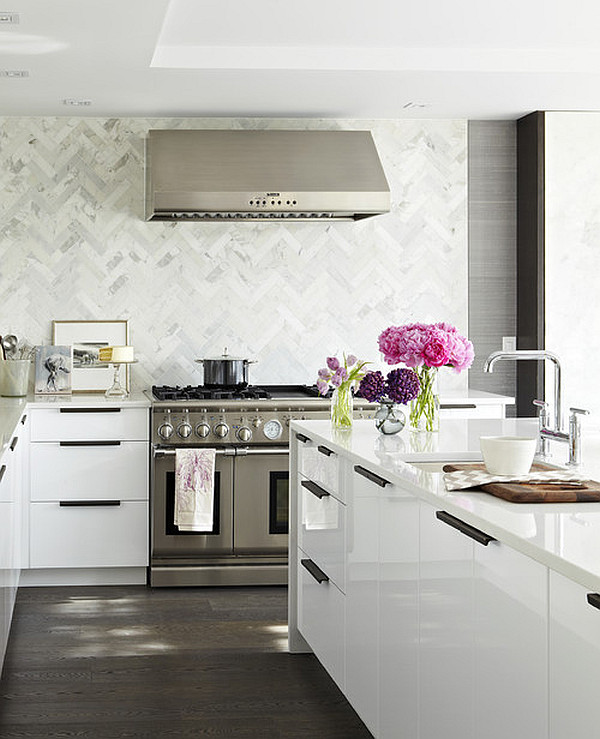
151;384;272;402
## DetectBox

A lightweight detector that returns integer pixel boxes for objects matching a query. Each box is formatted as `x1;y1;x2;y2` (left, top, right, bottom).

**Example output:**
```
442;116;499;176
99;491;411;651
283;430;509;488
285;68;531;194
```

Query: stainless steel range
149;384;375;587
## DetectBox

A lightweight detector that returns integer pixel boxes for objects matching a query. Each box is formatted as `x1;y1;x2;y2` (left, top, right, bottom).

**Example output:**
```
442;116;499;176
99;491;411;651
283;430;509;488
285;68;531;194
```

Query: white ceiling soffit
3;0;600;118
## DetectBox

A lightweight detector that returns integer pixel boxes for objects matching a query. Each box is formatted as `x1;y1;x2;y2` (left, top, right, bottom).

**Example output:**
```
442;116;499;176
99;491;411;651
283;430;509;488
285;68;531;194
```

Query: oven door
152;447;234;557
233;447;289;554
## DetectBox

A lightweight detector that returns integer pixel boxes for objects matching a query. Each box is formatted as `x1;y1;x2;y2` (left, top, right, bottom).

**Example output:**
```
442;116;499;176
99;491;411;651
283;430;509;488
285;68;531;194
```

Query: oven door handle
152;446;288;457
153;447;235;458
234;447;288;456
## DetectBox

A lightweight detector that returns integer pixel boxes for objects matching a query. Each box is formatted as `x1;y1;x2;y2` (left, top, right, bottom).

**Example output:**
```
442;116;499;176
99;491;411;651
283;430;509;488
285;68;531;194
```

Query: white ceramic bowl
479;436;537;476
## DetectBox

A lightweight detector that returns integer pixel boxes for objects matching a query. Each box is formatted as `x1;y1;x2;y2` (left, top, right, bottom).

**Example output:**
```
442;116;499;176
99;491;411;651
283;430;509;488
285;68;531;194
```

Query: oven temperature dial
263;419;283;440
195;422;211;439
237;425;252;442
214;422;229;439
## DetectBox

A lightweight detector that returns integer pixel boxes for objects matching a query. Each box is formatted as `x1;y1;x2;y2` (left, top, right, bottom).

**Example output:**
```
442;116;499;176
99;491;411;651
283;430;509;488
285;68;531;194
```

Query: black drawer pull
354;465;390;488
0;465;5;484
439;404;477;410
300;479;330;499
10;436;18;451
296;433;311;444
59;500;121;507
59;440;122;447
20;414;27;425
301;558;329;584
435;510;496;546
317;445;334;457
587;593;600;611
59;408;121;414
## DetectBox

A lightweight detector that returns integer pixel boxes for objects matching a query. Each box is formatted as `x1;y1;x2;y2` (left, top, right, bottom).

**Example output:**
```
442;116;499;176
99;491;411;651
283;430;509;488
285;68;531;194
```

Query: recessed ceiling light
0;70;28;77
62;98;92;107
0;11;19;24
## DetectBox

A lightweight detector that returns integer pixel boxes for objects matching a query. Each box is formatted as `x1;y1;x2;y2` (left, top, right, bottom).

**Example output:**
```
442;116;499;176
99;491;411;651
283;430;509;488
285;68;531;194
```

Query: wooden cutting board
442;463;600;503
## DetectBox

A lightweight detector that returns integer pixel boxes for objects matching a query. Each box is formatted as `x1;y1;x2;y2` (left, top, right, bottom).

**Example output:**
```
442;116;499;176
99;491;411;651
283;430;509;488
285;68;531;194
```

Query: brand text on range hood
145;129;390;222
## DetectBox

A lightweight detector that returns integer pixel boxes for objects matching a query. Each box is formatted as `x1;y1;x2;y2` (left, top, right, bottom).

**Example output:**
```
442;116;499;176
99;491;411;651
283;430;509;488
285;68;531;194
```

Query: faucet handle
570;407;590;417
533;399;549;423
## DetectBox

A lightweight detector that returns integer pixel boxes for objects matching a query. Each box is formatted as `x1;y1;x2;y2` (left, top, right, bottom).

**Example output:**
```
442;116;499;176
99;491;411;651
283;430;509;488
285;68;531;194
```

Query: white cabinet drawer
30;407;148;442
299;475;345;592
297;549;345;690
30;501;148;568
296;433;341;499
30;441;148;502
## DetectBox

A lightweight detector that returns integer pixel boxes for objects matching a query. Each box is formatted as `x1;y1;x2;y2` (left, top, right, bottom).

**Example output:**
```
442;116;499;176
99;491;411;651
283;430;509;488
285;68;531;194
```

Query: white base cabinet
474;533;547;739
420;502;474;739
378;476;419;739
290;428;557;739
27;405;149;577
0;410;28;672
549;570;600;739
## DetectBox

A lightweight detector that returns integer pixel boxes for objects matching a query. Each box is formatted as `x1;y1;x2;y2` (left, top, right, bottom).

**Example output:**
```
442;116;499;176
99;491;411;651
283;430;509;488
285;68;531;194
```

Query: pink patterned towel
174;449;216;531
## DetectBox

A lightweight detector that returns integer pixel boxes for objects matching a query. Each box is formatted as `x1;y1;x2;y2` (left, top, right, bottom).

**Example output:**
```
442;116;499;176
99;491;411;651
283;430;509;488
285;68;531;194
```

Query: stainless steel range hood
145;129;390;222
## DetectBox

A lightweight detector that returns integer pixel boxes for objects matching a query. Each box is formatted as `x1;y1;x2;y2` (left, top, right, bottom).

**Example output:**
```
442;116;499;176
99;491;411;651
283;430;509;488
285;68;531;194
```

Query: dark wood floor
0;585;372;738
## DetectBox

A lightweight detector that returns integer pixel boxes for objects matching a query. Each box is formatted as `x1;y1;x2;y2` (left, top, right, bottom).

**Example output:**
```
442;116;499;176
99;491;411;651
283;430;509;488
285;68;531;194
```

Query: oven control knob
237;425;252;442
195;422;211;439
177;422;193;439
252;417;262;428
214;422;229;439
157;422;174;440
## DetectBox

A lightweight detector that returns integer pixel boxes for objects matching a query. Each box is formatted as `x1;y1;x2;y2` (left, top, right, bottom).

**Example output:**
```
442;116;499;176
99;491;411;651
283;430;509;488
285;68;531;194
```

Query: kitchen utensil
480;435;537;476
1;334;18;359
195;347;255;388
443;463;600;503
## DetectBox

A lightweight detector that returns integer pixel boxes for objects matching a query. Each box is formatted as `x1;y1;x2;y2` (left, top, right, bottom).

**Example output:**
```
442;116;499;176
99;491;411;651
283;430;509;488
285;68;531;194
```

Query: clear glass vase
331;385;353;428
375;400;406;435
409;366;440;432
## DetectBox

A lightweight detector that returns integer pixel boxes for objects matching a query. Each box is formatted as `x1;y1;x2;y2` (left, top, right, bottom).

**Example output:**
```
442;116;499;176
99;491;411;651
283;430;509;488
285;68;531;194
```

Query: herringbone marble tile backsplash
0;117;467;391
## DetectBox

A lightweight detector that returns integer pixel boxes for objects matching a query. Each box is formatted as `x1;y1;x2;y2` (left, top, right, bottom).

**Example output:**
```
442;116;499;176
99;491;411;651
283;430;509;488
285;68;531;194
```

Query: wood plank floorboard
0;586;372;738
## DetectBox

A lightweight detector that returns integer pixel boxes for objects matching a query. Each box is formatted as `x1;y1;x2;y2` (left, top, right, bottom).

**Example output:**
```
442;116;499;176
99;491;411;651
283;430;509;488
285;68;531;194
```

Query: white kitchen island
289;417;600;739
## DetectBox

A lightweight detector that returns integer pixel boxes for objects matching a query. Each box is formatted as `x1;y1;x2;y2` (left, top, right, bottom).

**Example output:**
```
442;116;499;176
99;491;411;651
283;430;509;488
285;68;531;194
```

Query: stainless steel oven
148;384;375;587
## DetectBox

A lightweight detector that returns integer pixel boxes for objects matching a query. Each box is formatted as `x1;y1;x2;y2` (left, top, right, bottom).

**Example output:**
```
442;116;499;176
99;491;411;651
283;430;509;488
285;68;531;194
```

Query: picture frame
52;319;129;394
34;345;72;395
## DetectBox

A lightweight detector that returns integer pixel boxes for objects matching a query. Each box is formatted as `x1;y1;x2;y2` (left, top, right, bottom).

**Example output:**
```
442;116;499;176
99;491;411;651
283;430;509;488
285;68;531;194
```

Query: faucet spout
483;349;562;430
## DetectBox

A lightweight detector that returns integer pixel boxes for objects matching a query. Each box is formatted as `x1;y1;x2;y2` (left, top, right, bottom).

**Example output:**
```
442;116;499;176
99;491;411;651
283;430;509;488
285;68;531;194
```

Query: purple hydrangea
385;368;420;404
358;370;386;402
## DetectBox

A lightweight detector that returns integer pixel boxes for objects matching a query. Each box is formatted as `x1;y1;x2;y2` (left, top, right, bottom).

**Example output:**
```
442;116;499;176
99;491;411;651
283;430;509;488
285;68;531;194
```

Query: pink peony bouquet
377;322;474;373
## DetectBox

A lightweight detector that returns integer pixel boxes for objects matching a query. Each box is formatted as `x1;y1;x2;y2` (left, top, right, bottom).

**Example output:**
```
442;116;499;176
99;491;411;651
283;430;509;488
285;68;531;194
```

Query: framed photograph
35;345;72;395
52;319;129;393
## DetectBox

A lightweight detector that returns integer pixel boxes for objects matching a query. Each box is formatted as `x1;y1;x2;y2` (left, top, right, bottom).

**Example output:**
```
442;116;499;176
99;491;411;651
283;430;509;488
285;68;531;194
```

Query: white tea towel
174;448;216;531
444;467;583;492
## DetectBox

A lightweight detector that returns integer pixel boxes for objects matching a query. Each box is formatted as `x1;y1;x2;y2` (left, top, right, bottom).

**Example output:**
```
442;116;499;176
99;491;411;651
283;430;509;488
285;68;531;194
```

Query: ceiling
2;0;600;120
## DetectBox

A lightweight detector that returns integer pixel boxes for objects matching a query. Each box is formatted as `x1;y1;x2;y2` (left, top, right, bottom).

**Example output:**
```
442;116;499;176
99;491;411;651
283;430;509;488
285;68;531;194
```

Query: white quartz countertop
291;417;600;594
0;392;150;455
438;388;514;405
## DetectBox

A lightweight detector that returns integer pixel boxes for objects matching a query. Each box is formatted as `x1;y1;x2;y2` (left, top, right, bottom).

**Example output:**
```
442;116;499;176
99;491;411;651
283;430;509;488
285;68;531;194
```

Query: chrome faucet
535;402;589;466
483;349;589;466
483;350;563;430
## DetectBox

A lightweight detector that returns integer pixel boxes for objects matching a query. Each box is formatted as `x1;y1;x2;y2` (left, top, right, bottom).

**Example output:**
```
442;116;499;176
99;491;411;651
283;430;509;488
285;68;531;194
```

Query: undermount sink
409;461;456;472
409;460;485;473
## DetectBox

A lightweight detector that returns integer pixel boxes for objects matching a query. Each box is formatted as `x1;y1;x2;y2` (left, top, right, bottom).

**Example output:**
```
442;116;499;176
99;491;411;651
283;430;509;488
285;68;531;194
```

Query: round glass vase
409;366;440;433
331;385;353;428
375;400;406;435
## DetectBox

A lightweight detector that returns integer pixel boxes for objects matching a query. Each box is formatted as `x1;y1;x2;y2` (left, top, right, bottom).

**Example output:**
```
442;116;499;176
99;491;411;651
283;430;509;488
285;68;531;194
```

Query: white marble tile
0;117;468;390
